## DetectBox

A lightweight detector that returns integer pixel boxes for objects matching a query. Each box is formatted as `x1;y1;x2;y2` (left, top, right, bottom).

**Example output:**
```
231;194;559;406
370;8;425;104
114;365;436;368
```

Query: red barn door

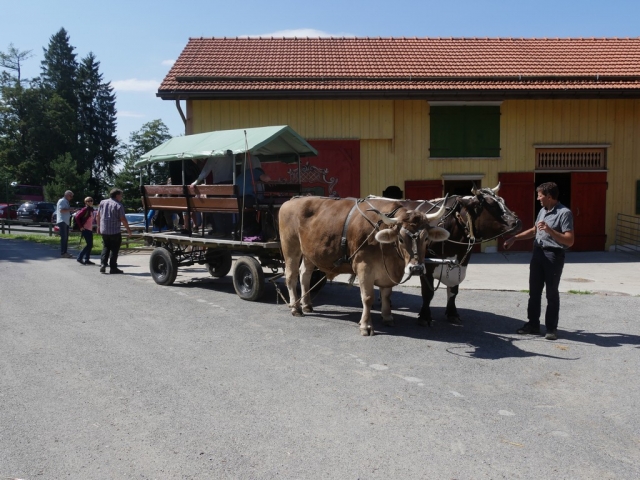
570;172;607;251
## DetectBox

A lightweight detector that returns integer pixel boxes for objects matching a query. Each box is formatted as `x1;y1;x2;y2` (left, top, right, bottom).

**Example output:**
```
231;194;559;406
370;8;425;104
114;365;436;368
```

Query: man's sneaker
61;253;73;258
84;260;96;265
517;323;541;335
99;265;106;274
110;268;124;274
545;330;558;340
76;258;85;265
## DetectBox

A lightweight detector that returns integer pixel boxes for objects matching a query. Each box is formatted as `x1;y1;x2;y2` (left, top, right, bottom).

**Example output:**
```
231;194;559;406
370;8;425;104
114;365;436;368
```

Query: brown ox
278;197;450;336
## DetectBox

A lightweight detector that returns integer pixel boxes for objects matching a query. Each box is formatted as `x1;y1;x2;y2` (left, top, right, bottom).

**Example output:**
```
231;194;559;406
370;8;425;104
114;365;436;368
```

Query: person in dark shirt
504;182;574;340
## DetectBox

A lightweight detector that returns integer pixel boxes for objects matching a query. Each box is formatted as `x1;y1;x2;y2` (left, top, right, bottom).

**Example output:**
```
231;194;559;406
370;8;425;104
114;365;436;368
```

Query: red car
0;203;19;220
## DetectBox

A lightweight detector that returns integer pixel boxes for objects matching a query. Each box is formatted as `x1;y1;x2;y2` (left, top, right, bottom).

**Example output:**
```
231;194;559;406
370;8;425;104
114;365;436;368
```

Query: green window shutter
430;106;500;157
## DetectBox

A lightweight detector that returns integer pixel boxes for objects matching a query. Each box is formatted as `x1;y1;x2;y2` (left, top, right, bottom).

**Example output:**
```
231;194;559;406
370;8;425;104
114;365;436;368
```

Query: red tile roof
159;38;640;98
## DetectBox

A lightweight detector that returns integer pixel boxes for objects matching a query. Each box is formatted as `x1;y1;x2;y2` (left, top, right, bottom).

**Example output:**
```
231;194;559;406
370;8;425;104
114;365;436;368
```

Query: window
430;105;500;158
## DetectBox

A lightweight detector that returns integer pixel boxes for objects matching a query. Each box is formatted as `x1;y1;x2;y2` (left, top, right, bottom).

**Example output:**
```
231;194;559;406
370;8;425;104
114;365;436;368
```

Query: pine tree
39;28;79;164
0;43;33;86
77;52;118;199
40;28;78;109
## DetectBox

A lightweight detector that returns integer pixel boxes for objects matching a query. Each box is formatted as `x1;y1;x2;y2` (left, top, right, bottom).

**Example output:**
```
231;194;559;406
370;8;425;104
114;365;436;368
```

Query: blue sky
2;0;639;144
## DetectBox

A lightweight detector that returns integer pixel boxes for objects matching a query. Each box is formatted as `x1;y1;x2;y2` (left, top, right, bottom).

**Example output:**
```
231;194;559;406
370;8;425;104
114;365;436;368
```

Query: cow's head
459;183;522;240
370;202;450;277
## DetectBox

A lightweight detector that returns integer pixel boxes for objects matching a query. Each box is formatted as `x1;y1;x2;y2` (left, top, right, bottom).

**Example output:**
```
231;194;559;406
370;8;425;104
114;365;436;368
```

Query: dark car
16;201;56;225
0;203;19;220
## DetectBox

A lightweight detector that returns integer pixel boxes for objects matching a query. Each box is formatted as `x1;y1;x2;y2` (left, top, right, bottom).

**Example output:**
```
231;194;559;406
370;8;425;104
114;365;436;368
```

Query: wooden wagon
135;126;324;301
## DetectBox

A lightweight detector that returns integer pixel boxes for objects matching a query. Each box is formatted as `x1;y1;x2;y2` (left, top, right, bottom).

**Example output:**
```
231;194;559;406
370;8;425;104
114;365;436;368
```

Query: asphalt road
1;238;639;479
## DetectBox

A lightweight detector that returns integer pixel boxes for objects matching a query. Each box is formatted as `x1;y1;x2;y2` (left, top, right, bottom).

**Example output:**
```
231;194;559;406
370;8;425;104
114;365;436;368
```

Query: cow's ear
375;229;398;244
429;227;450;242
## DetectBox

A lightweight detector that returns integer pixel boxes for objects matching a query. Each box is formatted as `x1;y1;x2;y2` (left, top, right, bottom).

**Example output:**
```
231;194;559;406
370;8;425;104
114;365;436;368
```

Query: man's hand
503;237;516;250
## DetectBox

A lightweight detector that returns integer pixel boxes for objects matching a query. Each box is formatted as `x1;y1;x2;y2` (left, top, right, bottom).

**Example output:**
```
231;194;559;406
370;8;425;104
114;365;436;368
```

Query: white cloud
117;111;145;118
161;59;175;66
112;79;160;93
241;28;355;38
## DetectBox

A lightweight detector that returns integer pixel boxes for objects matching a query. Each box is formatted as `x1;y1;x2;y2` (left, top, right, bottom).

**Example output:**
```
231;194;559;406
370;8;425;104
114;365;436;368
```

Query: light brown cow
279;197;449;336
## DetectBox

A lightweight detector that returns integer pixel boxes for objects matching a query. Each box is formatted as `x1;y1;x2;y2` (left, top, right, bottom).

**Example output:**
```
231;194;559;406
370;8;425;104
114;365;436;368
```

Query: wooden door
570;172;607;251
404;180;442;200
498;172;535;251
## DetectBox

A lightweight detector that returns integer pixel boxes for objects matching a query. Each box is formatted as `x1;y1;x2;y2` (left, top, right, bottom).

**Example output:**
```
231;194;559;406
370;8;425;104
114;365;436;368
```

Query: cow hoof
291;307;304;317
447;316;462;326
417;318;432;327
382;318;395;327
302;306;313;314
360;326;374;336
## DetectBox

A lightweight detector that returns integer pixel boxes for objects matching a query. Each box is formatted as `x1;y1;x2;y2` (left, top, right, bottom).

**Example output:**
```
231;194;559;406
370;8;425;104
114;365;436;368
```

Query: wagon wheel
232;256;265;301
206;250;233;278
149;247;178;286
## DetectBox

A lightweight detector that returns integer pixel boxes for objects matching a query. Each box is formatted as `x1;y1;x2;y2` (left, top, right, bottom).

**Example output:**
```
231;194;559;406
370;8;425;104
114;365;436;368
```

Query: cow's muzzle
409;263;425;275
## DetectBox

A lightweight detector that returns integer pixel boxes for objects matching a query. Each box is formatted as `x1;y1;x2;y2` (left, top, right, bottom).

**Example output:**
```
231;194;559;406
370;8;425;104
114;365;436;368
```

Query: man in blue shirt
56;190;74;258
504;182;574;340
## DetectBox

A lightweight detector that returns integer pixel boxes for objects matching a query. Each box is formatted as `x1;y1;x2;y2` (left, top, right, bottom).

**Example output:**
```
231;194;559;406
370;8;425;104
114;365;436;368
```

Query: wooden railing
535;148;606;170
614;213;640;255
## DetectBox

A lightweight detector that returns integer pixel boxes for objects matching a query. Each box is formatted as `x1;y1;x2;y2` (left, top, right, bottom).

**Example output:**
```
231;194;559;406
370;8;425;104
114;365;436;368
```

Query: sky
2;0;639;144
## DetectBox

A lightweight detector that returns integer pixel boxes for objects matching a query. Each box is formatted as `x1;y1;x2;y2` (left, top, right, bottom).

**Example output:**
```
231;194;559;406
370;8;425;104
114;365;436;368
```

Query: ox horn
425;195;448;222
491;182;501;194
369;208;399;225
471;183;479;195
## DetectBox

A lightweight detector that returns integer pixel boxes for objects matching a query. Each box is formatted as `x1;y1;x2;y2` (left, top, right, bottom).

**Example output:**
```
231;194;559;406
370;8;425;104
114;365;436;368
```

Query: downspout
175;99;187;133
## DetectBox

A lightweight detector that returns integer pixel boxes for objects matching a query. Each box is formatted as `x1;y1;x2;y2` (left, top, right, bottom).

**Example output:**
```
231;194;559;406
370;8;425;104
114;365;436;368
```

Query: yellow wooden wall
187;98;640;249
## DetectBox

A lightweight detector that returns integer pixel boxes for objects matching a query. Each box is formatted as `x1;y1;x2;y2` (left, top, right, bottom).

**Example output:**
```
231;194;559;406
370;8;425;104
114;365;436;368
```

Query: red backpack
73;206;90;231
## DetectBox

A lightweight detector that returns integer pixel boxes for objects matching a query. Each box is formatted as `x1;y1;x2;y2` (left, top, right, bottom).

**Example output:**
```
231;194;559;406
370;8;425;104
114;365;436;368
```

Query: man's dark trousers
527;247;565;331
101;233;122;269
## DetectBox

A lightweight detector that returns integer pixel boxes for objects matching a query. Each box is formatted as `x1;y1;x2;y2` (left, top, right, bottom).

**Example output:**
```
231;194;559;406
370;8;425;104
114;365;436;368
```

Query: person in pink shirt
76;197;96;265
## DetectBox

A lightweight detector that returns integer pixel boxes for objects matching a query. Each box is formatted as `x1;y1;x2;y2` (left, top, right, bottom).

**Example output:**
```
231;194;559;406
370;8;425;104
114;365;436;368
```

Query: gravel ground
1;238;639;479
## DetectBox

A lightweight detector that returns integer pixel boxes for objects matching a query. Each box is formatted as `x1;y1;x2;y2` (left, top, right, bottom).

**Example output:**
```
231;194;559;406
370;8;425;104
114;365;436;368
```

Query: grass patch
519;289;529;293
1;233;144;256
568;289;592;295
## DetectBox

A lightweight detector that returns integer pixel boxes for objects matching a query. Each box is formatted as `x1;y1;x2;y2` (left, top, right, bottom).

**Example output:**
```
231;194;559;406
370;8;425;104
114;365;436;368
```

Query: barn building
157;37;640;252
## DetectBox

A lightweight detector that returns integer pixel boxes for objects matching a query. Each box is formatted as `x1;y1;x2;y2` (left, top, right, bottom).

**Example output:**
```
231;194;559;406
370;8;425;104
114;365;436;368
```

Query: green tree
39;28;79;164
127;119;172;185
0;43;33;86
44;152;89;204
113;146;143;210
77;52;118;198
113;120;173;210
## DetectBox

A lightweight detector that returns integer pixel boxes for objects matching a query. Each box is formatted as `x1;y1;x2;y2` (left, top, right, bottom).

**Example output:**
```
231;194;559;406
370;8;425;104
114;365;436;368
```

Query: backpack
73;206;90;231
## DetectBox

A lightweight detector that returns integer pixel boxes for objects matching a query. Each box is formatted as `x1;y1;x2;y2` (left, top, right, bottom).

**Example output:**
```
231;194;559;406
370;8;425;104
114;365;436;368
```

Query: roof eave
158;88;640;101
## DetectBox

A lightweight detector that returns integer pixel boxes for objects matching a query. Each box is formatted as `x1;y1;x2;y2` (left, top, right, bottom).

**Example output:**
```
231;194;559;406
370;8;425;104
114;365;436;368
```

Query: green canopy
134;125;317;167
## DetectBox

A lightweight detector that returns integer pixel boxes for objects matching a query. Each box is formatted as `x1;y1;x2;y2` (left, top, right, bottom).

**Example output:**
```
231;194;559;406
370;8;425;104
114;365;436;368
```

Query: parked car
125;213;146;232
16;202;56;225
0;203;19;220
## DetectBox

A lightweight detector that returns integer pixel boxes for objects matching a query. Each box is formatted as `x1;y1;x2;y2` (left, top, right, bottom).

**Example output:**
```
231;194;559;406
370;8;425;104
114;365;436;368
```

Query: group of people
56;188;132;274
